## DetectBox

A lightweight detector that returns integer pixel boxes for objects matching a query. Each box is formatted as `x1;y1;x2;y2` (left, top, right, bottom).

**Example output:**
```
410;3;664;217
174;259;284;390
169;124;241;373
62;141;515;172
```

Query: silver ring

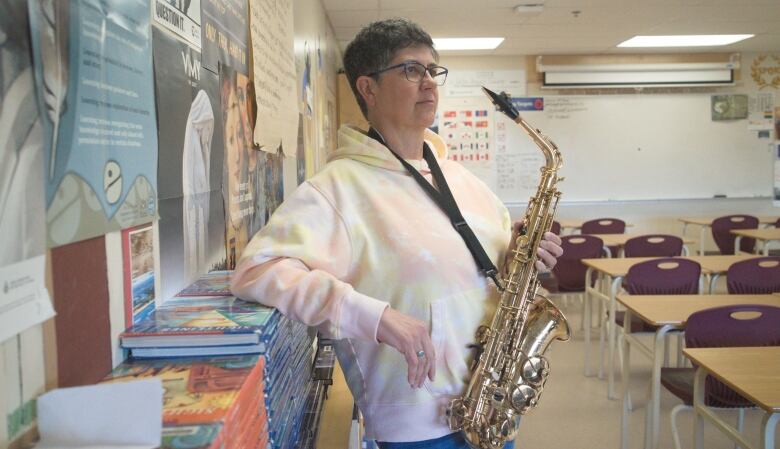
416;350;426;358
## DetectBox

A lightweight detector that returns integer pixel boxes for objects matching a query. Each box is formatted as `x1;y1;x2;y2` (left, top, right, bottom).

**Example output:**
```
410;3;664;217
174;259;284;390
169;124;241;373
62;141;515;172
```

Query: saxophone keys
521;355;550;385
510;384;537;413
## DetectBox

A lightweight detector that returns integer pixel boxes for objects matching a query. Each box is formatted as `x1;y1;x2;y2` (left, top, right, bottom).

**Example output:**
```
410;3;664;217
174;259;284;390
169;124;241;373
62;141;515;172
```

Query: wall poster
30;0;159;248
152;27;226;300
151;0;201;49
202;0;248;75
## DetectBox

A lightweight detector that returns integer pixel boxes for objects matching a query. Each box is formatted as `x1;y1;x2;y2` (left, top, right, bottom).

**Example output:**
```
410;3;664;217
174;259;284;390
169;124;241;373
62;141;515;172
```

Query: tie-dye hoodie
231;125;511;442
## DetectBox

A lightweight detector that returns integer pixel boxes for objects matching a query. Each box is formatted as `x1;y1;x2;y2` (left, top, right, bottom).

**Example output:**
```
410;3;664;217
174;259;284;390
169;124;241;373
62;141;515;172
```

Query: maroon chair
711;215;758;255
624;235;684;258
581;218;625;257
581;218;626;235
726;256;780;294
614;258;701;333
552;235;605;292
661;304;780;449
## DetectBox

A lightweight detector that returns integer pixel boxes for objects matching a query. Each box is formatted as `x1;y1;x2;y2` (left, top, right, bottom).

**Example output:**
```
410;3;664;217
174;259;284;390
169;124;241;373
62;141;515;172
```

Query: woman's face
369;45;438;131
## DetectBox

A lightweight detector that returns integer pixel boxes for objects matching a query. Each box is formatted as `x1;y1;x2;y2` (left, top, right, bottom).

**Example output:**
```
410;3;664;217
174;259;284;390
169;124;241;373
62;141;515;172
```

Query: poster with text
151;0;201;49
250;0;298;156
153;28;226;300
30;0;159;248
202;0;247;75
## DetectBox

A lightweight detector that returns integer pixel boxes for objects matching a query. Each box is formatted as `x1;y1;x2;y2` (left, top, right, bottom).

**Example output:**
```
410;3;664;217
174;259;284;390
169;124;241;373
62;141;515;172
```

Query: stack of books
102;354;268;449
120;296;281;358
117;271;324;449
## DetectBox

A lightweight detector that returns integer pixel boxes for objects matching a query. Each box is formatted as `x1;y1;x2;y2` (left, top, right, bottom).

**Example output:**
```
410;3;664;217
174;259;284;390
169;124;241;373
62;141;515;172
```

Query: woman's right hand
376;307;436;389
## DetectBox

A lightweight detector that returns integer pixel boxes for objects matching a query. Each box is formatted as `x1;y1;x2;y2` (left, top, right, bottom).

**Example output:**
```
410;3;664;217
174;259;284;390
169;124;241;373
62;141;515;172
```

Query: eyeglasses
368;61;449;86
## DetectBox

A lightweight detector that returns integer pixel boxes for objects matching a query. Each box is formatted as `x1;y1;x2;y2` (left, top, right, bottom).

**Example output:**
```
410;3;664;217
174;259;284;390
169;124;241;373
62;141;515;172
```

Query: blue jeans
376;432;516;449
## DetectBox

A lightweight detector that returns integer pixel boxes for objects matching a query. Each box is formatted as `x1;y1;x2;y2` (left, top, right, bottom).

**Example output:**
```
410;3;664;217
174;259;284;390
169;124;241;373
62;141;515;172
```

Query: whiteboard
440;93;773;204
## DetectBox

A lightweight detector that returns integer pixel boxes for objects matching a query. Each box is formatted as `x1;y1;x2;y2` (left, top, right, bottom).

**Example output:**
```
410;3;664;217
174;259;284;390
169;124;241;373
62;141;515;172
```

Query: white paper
250;0;299;156
35;379;163;449
0;255;55;343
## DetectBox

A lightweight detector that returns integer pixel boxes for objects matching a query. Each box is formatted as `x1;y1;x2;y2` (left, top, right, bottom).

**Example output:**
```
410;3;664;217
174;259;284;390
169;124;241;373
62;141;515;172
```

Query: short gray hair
343;18;438;118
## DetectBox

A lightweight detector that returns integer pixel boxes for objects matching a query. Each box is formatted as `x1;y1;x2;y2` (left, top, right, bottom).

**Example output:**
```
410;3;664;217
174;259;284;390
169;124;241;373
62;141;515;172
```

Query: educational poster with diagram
151;0;201;49
152;27;227;301
201;0;248;75
29;0;159;248
0;0;53;443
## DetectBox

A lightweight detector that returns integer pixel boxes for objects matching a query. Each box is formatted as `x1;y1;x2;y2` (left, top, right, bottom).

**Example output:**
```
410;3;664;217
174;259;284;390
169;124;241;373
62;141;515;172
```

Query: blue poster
511;97;544;111
30;0;158;247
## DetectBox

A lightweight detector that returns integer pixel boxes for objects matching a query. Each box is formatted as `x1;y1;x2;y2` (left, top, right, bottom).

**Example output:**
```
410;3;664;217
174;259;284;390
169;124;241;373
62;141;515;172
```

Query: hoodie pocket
423;296;475;397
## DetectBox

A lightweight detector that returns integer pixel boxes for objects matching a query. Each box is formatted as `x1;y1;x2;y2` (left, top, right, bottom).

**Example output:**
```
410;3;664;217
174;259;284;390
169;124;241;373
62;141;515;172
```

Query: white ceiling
322;0;780;56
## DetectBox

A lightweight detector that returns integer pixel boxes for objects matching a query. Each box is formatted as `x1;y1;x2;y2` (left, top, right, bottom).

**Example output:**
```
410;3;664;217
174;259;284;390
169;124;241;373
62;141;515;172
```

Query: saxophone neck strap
367;127;501;288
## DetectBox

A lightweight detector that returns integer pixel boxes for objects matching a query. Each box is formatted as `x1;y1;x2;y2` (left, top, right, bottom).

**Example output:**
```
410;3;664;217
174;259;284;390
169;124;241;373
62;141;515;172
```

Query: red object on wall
51;236;112;387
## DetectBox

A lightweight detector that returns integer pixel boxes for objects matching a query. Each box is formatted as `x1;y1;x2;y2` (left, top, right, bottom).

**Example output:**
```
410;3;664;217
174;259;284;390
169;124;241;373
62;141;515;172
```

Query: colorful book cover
176;270;233;297
120;297;280;348
102;355;264;426
122;223;157;326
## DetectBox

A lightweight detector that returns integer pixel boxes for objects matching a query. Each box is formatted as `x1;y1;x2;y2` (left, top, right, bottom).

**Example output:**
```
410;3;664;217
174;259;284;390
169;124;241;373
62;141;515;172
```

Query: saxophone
447;87;571;449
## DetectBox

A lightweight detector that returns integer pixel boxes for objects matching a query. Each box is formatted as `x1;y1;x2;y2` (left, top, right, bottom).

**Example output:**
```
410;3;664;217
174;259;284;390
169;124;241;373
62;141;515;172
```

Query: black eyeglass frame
367;61;449;85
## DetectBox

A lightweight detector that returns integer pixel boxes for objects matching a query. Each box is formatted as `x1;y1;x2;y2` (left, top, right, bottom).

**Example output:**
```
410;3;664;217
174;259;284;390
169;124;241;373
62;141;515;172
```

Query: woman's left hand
506;221;564;273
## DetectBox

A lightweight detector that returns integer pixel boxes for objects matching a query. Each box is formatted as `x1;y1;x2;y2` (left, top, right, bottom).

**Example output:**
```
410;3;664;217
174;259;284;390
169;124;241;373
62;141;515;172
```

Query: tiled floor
317;289;779;449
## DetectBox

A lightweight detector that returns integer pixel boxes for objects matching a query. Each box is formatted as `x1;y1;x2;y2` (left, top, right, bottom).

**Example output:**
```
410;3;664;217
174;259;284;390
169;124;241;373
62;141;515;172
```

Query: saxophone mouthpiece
481;86;519;120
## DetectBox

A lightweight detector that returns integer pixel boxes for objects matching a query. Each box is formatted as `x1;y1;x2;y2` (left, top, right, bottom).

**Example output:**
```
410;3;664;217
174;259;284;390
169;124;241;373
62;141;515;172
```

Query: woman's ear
355;76;376;109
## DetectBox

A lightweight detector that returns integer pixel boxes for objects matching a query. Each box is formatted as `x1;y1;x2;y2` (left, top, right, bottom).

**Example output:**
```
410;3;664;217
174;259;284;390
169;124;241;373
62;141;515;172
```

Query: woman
231;18;563;448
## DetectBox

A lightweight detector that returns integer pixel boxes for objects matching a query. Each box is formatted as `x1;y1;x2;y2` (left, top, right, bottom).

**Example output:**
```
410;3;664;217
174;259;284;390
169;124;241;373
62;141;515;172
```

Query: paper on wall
250;0;299;156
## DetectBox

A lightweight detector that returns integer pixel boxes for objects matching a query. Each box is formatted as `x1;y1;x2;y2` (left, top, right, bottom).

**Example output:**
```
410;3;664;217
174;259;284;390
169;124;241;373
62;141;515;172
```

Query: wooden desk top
616;294;780;326
730;228;780;240
589;233;695;247
581;257;658;277
685;255;759;274
581;255;758;277
683;347;780;414
679;216;779;226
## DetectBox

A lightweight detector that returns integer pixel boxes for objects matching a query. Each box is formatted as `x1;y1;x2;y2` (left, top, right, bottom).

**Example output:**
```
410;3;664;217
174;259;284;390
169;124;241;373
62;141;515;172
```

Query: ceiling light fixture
432;38;505;51
618;34;754;47
513;3;544;14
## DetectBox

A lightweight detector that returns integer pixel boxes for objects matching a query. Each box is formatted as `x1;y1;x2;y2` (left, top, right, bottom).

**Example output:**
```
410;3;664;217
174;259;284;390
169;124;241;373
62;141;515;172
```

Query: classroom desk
618;294;780;449
731;228;780;256
679;216;779;255
685;347;780;449
559;219;633;234
582;255;759;399
588;233;695;257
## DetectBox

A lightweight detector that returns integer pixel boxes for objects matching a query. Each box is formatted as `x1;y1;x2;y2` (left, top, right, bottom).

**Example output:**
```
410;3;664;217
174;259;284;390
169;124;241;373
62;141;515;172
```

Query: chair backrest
550;220;561;236
552;235;604;292
711;215;758;255
726;257;780;294
624;234;684;258
625;258;701;295
685;304;780;407
581;218;626;235
775;217;780;228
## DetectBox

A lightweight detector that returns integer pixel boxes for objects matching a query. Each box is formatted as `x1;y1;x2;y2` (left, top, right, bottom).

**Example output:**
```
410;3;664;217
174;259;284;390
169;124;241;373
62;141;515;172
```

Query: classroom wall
438;52;780;237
